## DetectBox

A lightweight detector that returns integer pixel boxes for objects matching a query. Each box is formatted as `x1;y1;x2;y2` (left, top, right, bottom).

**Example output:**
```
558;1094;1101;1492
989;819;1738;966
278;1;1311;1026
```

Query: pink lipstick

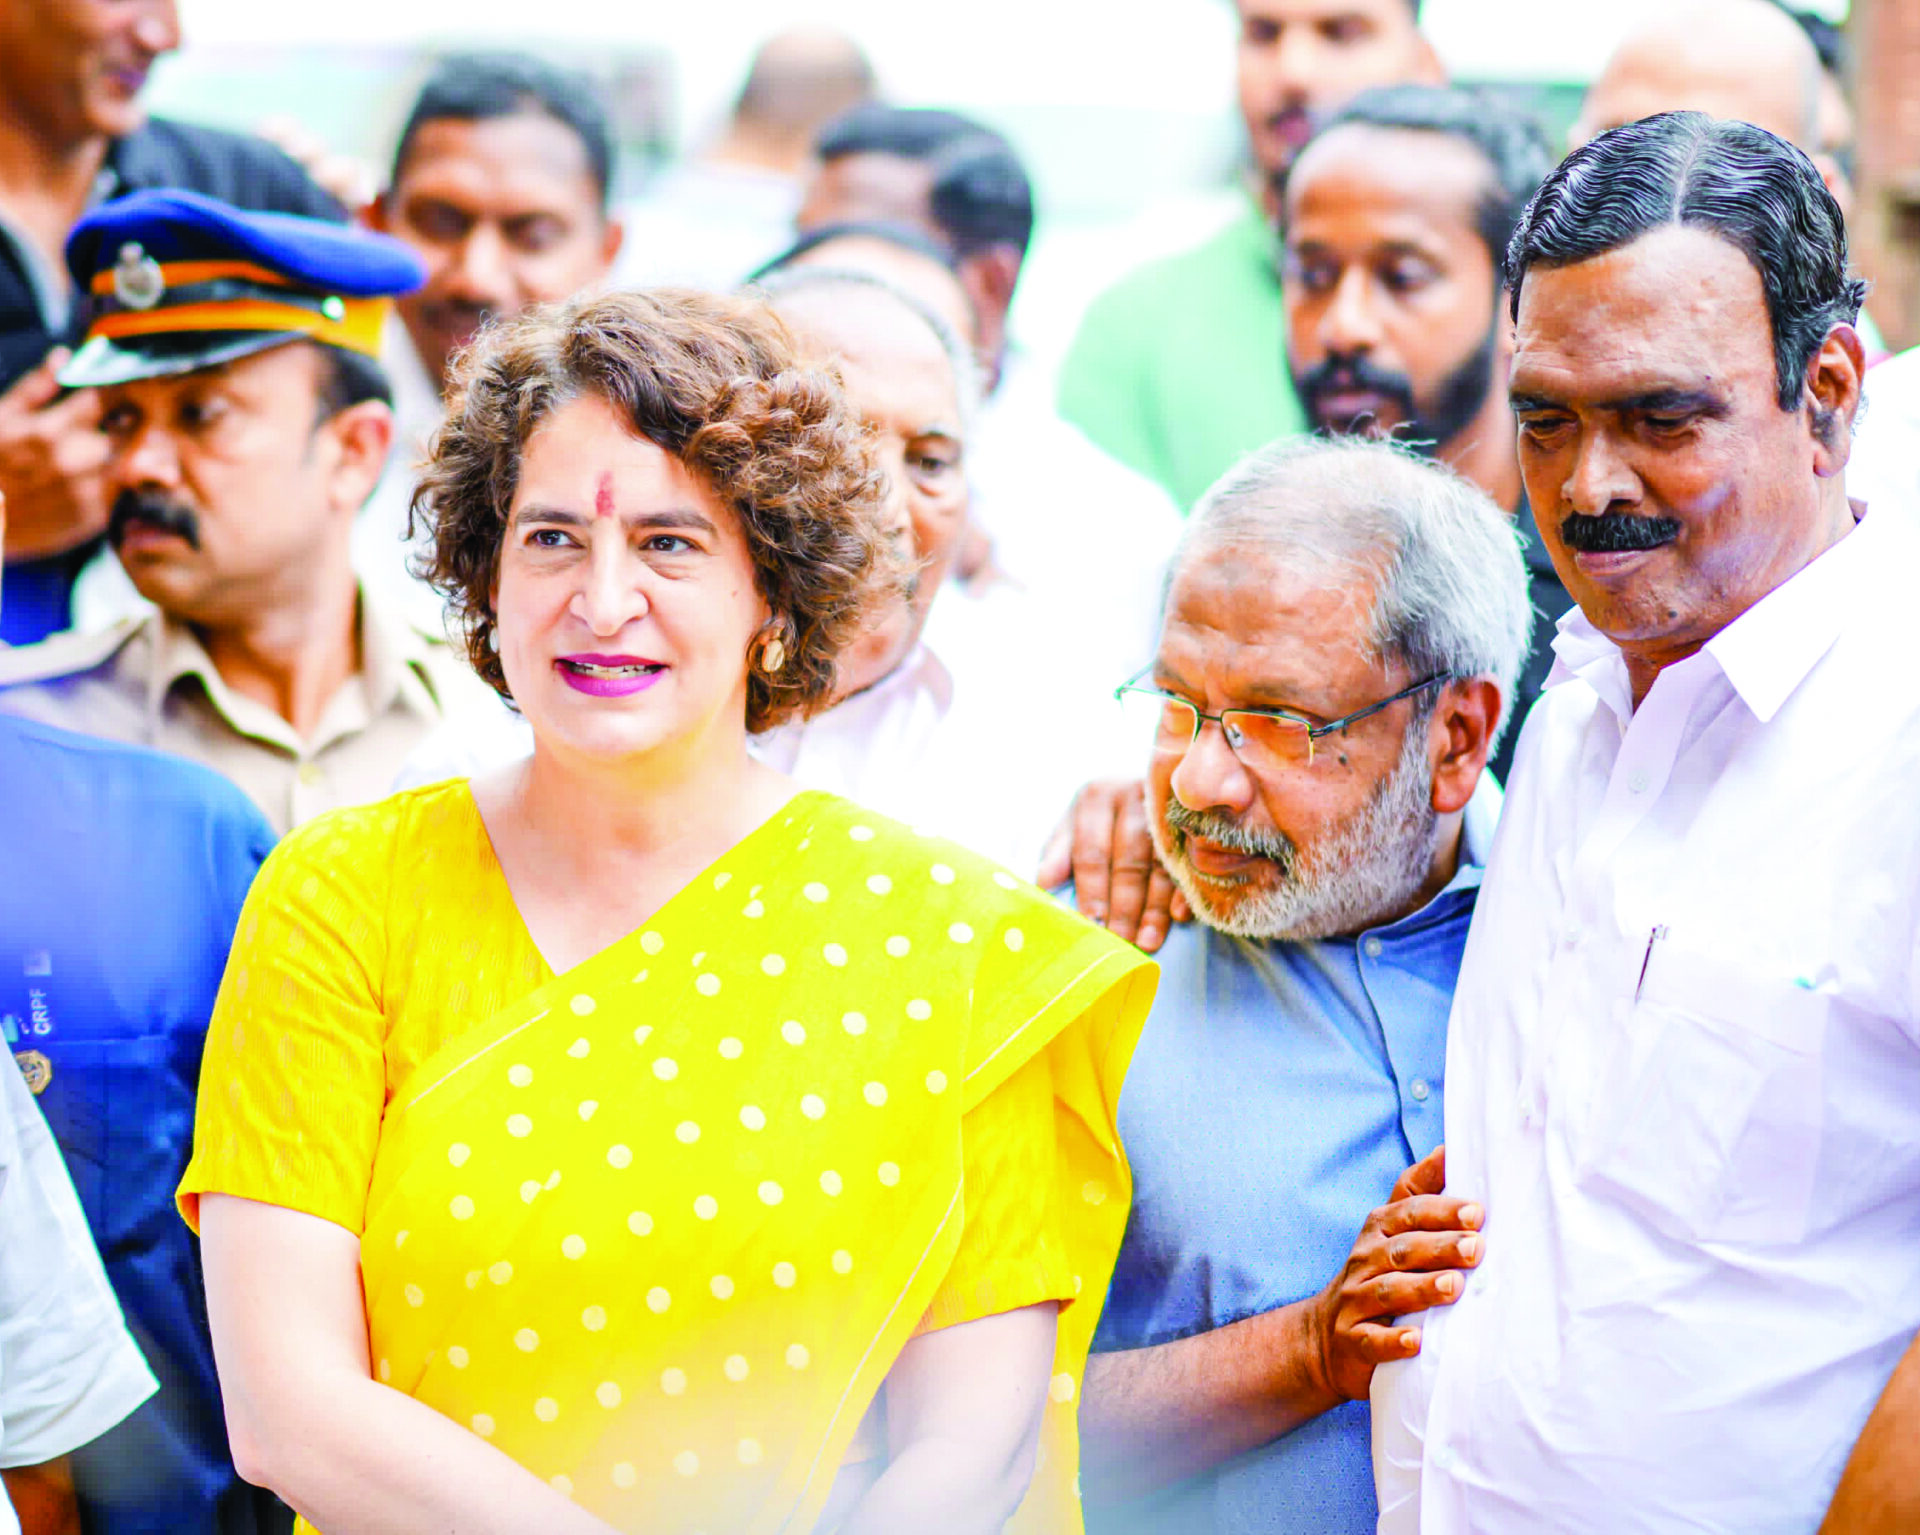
556;653;666;698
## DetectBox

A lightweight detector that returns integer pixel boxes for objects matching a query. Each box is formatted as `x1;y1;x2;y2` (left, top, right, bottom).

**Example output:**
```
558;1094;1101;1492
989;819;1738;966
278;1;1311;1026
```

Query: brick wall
1853;0;1920;353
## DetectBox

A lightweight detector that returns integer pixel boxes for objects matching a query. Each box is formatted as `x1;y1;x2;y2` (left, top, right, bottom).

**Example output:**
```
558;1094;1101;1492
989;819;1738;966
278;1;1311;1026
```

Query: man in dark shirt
0;0;341;645
1282;85;1569;781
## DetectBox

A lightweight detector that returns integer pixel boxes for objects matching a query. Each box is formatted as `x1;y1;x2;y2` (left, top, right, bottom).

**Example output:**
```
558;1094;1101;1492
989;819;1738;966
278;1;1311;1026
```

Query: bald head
780;234;978;353
761;270;975;427
734;28;875;137
1575;0;1821;149
761;272;972;647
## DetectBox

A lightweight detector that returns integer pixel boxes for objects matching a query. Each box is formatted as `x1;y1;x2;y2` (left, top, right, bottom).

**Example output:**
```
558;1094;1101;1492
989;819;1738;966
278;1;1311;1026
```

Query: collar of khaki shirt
1545;500;1875;727
140;587;447;755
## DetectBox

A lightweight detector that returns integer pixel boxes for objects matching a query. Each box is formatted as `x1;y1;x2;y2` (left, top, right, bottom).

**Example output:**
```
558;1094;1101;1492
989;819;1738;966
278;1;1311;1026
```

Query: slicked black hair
1309;84;1553;269
813;104;1034;261
1505;111;1865;411
392;52;614;211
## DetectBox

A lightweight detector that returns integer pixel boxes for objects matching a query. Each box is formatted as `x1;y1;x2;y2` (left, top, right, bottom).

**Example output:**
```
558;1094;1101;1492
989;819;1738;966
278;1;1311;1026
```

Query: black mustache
1557;513;1682;553
108;489;201;550
1296;353;1416;423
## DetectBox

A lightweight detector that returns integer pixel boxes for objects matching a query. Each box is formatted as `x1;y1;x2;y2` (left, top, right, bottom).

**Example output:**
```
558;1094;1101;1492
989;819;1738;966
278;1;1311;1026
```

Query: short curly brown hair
410;287;903;733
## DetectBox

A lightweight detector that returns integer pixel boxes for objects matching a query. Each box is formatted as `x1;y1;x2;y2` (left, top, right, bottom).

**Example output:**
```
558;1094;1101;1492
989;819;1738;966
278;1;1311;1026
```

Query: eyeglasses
1114;669;1447;771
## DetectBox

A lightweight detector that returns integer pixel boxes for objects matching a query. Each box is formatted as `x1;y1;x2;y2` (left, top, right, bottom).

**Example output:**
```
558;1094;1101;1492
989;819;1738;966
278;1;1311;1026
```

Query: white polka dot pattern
337;795;1131;1531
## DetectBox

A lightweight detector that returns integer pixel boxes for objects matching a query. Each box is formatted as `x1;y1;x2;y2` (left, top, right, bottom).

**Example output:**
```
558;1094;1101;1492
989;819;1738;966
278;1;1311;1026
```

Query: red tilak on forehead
594;472;615;519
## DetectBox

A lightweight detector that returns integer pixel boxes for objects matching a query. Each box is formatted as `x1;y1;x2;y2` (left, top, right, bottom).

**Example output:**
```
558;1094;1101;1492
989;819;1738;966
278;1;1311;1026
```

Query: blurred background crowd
0;0;1916;1531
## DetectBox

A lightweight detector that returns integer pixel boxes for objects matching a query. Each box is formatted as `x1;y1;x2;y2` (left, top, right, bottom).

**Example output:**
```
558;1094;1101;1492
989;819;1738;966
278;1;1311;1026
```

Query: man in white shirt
792;106;1181;673
762;267;1145;869
1844;344;1920;517
1369;111;1920;1533
0;1057;156;1535
614;28;874;292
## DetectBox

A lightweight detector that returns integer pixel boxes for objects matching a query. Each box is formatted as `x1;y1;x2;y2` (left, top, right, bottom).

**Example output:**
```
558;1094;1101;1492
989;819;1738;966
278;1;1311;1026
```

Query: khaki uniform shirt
0;591;495;834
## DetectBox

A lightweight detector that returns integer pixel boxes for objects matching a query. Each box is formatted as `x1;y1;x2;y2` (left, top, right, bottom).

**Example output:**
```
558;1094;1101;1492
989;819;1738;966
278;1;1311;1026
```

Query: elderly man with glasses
1078;435;1530;1535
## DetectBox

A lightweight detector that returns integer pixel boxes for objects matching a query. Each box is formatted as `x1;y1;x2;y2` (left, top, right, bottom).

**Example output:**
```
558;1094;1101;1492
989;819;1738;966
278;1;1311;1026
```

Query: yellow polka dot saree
180;783;1156;1533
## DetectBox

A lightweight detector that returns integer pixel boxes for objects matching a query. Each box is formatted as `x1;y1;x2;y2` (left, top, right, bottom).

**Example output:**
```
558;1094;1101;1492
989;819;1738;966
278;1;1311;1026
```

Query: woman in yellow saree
179;288;1154;1535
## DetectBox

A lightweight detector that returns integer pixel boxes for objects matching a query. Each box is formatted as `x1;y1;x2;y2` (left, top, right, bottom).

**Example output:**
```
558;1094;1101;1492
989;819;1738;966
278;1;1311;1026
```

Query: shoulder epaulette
0;615;147;688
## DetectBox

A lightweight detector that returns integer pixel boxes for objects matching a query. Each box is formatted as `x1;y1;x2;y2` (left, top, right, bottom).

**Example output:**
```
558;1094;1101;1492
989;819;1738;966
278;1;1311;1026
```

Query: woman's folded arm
199;1194;615;1535
837;1302;1057;1535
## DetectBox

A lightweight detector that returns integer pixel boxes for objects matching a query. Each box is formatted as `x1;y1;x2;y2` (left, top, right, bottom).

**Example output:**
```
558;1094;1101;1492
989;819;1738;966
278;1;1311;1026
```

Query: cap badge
112;241;165;310
15;1049;51;1096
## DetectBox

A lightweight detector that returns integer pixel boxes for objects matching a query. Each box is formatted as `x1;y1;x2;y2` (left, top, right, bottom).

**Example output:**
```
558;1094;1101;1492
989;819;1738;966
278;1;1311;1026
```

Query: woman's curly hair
410;287;904;733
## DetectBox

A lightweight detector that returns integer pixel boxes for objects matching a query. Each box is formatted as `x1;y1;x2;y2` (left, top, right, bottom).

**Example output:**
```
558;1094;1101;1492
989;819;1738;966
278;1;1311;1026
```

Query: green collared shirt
1056;197;1308;513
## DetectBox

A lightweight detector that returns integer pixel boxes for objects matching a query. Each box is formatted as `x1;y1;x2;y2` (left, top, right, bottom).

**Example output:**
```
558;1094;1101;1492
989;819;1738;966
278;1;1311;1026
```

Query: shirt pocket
1573;947;1828;1247
36;1033;199;1248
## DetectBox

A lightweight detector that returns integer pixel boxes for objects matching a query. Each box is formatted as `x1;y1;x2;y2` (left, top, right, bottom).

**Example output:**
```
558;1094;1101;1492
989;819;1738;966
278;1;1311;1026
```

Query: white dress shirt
966;351;1182;683
0;1059;155;1531
351;321;452;638
1371;505;1920;1534
1847;346;1920;525
759;584;1133;873
612;161;799;292
396;583;1134;878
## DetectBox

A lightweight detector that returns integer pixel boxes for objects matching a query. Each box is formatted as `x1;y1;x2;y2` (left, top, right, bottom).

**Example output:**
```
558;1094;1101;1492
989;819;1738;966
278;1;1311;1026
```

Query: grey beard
1149;722;1441;941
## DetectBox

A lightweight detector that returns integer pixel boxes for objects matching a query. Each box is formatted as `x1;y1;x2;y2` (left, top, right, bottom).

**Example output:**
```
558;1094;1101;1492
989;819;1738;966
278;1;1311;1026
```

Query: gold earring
761;636;787;673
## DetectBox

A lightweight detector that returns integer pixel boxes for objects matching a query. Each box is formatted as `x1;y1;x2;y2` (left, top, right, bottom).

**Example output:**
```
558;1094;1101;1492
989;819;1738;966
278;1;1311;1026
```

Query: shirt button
1363;937;1384;959
1409;1078;1431;1102
1628;770;1650;794
297;762;323;787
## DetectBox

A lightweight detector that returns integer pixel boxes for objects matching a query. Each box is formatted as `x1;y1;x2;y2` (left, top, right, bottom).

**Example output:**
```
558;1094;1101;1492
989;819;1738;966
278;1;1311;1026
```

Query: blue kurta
1088;844;1483;1535
0;715;275;1533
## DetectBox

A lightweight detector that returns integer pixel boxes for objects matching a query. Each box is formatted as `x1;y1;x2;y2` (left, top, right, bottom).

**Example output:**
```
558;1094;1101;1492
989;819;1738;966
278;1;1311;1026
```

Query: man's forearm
1822;1328;1920;1533
1079;1298;1338;1505
2;1458;81;1535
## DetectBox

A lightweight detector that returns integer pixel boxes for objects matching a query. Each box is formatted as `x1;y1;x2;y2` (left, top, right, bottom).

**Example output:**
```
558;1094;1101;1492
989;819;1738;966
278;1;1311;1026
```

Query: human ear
1411;33;1446;86
598;217;626;278
321;399;394;517
1428;676;1501;814
1806;322;1866;478
955;248;1020;380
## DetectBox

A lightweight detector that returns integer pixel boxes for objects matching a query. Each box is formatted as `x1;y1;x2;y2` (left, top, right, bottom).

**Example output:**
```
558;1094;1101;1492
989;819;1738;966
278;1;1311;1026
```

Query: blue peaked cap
65;188;425;296
60;189;425;388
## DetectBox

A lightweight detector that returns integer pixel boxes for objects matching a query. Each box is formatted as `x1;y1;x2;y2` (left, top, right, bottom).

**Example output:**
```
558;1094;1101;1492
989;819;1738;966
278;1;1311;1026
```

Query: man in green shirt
1056;0;1438;512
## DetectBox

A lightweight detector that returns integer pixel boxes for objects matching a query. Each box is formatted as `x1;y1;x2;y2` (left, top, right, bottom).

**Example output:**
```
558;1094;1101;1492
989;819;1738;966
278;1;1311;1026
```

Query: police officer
0;189;496;833
0;479;281;1533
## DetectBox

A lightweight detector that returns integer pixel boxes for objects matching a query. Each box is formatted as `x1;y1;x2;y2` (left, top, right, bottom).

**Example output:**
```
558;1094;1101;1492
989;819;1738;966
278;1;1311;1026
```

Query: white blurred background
144;0;1853;368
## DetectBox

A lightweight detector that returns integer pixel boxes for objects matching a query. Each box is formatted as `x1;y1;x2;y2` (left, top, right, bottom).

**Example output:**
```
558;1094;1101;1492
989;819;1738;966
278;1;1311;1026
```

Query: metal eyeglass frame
1113;669;1448;766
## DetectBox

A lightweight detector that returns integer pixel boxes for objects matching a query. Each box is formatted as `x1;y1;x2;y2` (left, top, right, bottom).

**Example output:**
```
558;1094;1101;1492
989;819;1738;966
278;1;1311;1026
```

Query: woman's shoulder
263;778;486;889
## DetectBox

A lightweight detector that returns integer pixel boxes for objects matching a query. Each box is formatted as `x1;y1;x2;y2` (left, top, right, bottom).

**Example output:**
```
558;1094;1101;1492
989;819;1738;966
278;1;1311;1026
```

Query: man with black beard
0;191;492;834
1057;0;1440;513
1079;437;1530;1535
1284;85;1565;780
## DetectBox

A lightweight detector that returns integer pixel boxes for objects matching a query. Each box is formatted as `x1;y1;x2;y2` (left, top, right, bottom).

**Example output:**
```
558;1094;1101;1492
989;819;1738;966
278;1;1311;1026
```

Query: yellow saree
182;786;1155;1533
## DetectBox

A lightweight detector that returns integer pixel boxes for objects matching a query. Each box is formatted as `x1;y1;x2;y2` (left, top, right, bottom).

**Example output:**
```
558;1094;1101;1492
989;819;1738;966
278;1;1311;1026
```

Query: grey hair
1174;436;1534;752
747;266;983;430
